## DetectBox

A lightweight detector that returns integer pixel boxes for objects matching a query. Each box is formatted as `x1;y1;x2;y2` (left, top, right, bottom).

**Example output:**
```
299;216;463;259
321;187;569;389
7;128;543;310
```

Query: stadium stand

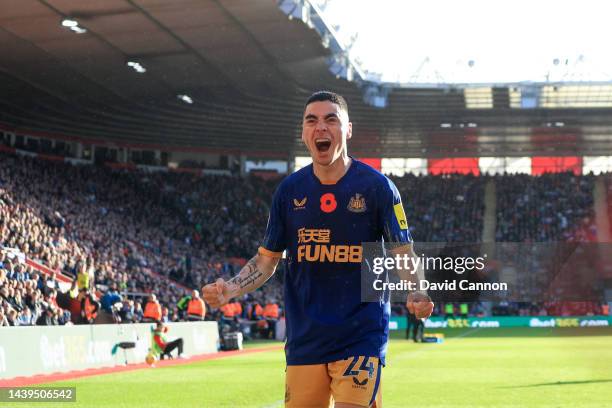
493;172;601;316
392;174;485;242
0;152;226;323
1;149;608;330
0;150;284;327
495;172;597;242
608;175;612;237
0;253;71;326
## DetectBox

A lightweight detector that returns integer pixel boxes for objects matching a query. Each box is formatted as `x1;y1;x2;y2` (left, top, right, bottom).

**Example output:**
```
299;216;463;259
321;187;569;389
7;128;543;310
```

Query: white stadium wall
583;156;612;174
296;156;612;175
0;322;219;380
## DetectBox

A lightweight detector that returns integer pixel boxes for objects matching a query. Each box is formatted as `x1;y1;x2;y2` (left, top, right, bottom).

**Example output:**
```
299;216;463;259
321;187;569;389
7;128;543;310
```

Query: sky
313;0;612;85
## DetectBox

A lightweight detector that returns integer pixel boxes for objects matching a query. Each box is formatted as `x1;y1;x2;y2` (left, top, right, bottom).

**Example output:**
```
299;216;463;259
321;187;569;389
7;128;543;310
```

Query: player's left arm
390;244;434;319
380;177;433;319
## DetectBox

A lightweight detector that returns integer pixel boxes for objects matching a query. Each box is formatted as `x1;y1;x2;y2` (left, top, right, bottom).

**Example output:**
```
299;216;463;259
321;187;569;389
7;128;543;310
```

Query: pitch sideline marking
0;345;284;387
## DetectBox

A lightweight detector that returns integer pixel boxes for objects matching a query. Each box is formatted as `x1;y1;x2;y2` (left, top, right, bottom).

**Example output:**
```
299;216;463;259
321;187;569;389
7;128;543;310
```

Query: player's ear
346;121;352;140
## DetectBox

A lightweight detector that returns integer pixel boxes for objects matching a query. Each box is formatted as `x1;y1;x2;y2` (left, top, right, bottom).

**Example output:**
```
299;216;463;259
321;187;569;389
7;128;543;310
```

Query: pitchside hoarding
390;316;612;330
0;322;219;380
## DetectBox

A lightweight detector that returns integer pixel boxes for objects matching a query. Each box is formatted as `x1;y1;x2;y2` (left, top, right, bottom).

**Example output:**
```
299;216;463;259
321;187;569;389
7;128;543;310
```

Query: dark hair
305;91;348;115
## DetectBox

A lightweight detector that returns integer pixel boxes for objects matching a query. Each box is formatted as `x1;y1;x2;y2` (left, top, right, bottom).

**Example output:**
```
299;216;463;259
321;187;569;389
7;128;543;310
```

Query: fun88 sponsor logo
296;228;362;263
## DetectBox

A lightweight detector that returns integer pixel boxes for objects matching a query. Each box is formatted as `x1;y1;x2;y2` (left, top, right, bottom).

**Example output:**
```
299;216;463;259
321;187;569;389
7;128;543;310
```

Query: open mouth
315;139;331;152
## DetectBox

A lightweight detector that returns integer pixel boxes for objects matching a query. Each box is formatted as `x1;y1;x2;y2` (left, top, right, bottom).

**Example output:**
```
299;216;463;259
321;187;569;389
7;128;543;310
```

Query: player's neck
313;155;352;185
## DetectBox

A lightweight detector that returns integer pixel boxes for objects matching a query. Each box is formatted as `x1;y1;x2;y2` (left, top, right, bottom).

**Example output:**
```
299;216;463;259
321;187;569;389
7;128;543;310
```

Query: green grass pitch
12;327;612;408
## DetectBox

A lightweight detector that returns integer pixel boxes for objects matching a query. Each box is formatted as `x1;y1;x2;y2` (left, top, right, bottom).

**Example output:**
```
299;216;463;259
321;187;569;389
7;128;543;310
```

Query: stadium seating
391;173;485;242
1;152;606;326
608;175;612;237
495;173;596;242
0;253;70;326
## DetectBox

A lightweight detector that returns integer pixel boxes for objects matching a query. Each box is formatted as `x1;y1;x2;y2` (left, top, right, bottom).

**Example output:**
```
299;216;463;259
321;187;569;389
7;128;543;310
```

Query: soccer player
202;91;433;408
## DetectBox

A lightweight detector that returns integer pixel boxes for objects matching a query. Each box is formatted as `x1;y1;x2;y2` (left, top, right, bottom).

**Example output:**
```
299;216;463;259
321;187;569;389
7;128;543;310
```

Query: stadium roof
312;0;612;85
1;0;612;158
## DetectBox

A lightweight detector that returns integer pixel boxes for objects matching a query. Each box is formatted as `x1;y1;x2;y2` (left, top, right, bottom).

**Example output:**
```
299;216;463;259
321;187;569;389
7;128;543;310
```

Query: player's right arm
202;253;280;308
202;183;287;308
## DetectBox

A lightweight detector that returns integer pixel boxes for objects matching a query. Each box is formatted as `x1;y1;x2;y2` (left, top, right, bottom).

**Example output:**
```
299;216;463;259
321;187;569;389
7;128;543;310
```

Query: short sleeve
259;185;286;258
380;177;413;245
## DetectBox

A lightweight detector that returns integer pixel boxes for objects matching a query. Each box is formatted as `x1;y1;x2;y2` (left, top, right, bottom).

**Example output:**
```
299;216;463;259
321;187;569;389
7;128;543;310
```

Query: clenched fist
202;278;238;308
406;292;434;319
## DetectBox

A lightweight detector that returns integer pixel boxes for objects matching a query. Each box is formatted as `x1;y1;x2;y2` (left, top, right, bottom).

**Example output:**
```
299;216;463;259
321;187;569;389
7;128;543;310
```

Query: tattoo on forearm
229;257;265;291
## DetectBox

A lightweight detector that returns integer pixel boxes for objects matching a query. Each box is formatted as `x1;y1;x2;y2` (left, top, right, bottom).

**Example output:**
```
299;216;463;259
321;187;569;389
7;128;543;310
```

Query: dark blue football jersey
259;159;412;365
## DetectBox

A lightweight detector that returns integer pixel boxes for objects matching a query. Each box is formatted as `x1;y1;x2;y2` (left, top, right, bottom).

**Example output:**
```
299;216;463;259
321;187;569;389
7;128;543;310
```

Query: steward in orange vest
187;290;206;321
220;303;236;319
143;294;162;322
262;301;280;339
231;301;243;318
263;302;279;319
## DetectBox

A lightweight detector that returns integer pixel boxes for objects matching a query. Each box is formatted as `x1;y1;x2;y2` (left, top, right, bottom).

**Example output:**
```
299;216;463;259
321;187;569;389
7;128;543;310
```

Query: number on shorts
343;356;373;377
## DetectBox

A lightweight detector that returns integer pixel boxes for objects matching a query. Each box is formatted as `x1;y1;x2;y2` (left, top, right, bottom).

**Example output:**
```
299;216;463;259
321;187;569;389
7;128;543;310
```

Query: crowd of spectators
0;151;607;326
0;252;69;326
492;172;601;316
0;154;194;300
160;172;276;261
391;174;485;242
0;152;282;325
495;172;596;242
608;175;612;237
